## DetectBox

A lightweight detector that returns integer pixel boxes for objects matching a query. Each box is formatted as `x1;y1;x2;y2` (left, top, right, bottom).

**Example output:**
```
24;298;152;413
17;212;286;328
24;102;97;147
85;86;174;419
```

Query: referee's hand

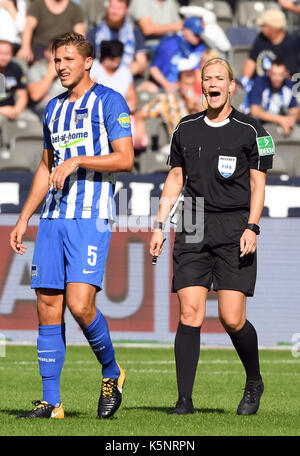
240;229;257;257
150;230;165;258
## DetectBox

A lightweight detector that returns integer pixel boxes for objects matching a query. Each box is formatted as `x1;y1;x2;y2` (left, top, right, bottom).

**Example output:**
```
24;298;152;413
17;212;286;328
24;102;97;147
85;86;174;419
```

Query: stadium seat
81;0;106;30
236;1;281;28
231;86;246;111
188;1;233;32
264;123;300;143
273;140;300;176
202;1;233;32
293;156;300;176
136;91;158;111
138;149;169;174
267;153;289;176
136;116;170;173
227;26;257;46
262;122;285;142
229;45;251;78
1;118;43;147
0;134;42;172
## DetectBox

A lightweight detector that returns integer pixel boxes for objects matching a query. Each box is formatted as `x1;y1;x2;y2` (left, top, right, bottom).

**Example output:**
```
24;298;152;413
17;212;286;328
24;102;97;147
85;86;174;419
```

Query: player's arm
9;148;53;254
149;166;185;257
48;136;134;191
240;169;266;257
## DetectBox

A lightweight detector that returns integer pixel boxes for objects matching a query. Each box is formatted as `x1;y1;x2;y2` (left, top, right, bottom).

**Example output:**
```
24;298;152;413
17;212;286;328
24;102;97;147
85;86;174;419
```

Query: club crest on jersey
218;155;237;178
117;112;131;128
74;107;89;124
31;264;38;277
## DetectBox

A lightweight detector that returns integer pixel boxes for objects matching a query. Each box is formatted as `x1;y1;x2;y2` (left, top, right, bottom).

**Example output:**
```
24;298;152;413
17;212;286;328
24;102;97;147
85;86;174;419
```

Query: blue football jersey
41;83;132;220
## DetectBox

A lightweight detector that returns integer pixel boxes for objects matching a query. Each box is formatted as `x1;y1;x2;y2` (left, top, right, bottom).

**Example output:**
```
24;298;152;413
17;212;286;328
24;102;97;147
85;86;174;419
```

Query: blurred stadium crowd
1;0;300;176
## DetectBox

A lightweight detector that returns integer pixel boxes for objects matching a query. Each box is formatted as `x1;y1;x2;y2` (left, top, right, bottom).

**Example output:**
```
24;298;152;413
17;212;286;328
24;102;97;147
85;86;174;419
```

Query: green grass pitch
1;345;299;436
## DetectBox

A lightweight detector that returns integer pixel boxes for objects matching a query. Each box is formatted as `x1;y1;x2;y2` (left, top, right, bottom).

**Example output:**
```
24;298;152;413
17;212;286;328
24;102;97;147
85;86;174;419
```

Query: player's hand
9;219;28;255
240;229;257;257
49;158;78;191
150;229;165;258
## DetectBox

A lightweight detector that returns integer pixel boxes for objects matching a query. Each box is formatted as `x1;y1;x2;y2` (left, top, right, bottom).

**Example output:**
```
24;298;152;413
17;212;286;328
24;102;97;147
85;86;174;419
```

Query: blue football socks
37;324;66;407
83;309;120;379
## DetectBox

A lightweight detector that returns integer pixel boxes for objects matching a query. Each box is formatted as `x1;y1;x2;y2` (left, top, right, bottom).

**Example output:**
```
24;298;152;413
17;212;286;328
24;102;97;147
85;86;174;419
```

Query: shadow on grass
3;409;82;418
123;406;227;414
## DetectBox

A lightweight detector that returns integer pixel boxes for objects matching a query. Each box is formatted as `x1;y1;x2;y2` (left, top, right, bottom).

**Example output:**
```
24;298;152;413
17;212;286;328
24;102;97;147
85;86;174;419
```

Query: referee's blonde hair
201;58;234;81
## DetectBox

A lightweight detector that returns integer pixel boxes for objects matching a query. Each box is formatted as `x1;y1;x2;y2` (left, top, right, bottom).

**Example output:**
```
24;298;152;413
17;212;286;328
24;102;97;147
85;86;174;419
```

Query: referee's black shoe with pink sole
237;378;264;415
168;397;195;415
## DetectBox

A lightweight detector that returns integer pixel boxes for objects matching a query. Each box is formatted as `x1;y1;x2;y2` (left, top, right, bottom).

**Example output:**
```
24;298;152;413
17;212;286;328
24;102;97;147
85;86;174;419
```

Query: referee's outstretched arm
150;166;185;258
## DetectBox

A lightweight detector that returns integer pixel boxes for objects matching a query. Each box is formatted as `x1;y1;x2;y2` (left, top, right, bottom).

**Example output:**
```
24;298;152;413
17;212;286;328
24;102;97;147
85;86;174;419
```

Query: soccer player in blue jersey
9;32;134;419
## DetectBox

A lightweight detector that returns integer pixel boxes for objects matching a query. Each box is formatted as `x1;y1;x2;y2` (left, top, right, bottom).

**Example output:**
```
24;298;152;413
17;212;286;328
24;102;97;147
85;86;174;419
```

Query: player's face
54;45;92;89
202;63;235;111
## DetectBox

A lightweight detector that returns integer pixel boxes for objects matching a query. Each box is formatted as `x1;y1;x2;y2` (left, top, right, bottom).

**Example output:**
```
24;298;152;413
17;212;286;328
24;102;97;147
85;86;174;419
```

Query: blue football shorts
31;218;111;291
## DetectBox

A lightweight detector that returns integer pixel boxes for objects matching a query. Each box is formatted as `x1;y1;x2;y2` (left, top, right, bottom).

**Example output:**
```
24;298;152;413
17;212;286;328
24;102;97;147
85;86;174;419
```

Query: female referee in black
150;58;274;415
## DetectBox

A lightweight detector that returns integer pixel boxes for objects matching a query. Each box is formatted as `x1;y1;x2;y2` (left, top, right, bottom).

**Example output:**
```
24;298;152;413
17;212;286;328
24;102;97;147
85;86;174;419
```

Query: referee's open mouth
208;90;221;102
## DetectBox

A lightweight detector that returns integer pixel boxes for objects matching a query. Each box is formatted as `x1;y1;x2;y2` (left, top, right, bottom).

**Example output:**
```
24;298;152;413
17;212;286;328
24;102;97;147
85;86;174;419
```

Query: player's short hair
201;58;234;81
51;32;94;59
99;40;124;62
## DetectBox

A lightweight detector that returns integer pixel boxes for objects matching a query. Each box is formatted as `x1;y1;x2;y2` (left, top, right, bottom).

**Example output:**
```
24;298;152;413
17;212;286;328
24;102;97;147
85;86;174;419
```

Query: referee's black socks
226;319;262;382
174;322;201;400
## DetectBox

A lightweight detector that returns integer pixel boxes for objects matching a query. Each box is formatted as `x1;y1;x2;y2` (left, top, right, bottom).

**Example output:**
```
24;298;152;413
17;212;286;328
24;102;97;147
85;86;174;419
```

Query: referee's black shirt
169;107;274;212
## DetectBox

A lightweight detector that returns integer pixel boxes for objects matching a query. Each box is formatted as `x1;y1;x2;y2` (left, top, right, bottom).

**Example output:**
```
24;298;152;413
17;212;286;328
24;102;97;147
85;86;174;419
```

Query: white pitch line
0;359;300;366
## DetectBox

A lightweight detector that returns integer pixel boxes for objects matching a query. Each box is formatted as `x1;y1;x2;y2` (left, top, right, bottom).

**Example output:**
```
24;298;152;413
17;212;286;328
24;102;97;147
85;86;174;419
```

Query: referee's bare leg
169;286;207;415
218;289;264;415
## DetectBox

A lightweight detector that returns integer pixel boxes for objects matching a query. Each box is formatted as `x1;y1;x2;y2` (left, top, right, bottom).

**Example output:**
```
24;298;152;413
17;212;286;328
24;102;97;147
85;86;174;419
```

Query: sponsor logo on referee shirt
218;155;237;178
117;112;131;128
256;136;275;156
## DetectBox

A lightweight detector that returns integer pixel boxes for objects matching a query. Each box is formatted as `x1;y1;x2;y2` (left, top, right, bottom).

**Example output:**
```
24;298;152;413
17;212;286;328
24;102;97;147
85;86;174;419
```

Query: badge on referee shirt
256;136;275;156
218;155;237;178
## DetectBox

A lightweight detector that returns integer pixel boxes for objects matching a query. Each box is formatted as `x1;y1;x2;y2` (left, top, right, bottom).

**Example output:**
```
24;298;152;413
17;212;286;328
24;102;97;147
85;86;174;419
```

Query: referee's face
54;45;92;89
202;63;234;111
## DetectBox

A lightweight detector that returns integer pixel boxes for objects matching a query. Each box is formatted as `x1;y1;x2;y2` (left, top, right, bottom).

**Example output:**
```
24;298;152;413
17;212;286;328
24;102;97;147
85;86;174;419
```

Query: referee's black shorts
172;210;257;297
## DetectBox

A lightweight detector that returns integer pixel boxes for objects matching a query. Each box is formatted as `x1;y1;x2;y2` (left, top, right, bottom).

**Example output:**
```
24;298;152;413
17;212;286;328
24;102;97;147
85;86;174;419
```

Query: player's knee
68;301;94;327
219;315;244;333
180;304;203;326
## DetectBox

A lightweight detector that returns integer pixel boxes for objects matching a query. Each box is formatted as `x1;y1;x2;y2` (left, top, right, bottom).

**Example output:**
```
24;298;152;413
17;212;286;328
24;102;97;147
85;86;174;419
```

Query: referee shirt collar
204;106;235;128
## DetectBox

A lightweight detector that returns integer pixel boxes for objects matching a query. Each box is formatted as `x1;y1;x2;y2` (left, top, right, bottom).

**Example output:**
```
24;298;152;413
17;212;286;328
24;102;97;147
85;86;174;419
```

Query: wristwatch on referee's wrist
247;223;260;235
153;220;165;231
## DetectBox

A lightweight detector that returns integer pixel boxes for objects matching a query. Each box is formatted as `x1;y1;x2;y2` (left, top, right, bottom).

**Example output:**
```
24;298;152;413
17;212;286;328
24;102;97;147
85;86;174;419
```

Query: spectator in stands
0;0;26;52
27;45;63;122
0;40;27;125
133;69;203;150
238;9;300;114
149;17;206;93
90;40;137;114
88;0;147;79
250;58;299;136
242;9;299;81
129;0;182;51
17;0;85;63
278;0;300;16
